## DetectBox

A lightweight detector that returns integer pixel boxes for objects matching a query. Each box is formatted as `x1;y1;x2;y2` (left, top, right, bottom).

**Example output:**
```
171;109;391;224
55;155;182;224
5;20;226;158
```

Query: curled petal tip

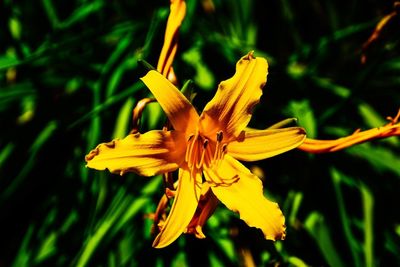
85;148;99;162
194;225;206;239
245;50;255;60
265;223;286;241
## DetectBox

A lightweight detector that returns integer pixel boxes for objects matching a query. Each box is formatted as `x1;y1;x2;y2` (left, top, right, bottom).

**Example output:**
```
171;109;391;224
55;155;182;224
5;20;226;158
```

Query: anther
221;144;227;153
216;131;223;142
203;139;209;148
188;134;195;141
213;131;224;162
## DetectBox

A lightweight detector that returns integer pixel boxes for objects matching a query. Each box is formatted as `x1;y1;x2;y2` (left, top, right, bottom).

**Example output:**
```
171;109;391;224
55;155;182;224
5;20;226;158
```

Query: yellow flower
85;51;306;248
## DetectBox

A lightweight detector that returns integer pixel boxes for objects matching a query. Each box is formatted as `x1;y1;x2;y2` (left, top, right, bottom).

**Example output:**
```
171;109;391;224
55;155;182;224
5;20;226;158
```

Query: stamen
213;131;224;162
188;136;198;168
185;134;195;163
206;169;223;185
185;132;227;172
216;131;223;142
213;143;227;168
206;168;240;187
221;144;227;153
204;144;214;168
203;139;209;149
219;143;228;161
196;139;209;168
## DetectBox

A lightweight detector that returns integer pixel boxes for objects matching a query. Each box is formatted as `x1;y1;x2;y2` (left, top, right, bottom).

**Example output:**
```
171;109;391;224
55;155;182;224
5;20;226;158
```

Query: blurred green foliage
1;0;399;266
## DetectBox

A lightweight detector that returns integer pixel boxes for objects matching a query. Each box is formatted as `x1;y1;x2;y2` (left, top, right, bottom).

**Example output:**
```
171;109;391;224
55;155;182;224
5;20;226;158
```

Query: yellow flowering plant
3;0;400;266
85;51;306;248
84;0;400;252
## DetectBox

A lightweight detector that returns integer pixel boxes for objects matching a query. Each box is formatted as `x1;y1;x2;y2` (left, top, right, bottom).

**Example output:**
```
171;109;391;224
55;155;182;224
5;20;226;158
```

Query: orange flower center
184;130;227;172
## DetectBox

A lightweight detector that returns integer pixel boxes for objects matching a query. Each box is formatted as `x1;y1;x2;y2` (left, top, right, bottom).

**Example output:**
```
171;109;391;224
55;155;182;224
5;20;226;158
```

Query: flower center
184;130;227;173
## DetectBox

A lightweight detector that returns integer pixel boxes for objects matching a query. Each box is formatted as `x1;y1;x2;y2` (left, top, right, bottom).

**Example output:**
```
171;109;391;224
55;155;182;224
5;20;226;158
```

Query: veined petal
199;52;268;140
204;155;286;241
228;127;306;161
141;70;199;134
153;167;202;248
85;130;185;176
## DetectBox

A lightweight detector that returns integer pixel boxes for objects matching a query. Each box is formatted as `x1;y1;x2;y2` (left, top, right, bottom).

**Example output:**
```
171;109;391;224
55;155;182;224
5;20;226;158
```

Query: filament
196;139;209;169
206;168;239;186
185;130;227;173
185;134;195;163
213;131;224;162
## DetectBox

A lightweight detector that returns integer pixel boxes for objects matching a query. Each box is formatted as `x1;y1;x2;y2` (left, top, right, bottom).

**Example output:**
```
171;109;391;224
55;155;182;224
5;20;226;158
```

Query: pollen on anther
203;139;209;148
216;131;223;142
221;144;227;152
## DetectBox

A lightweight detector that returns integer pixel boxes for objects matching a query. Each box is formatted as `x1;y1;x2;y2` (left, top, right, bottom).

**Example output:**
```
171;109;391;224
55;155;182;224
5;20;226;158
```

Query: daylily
85;51;306;248
299;109;400;153
157;0;186;80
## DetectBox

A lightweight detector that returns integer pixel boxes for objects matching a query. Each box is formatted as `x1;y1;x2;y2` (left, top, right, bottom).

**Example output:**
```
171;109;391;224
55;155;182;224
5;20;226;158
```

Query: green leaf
331;168;362;267
358;103;399;146
360;183;374;267
9;17;22;39
304;212;345;267
2;121;58;200
59;1;105;29
75;188;129;267
144;102;164;130
215;238;236;263
12;225;34;267
182;46;215;90
69;81;143;130
347;143;400;176
0;55;20;69
311;76;351;98
0;143;15;169
288;256;309;267
287;99;317;138
171;251;187;267
34;232;57;263
358;103;386;127
41;0;60;28
209;252;225;267
287;191;303;227
112;98;134;139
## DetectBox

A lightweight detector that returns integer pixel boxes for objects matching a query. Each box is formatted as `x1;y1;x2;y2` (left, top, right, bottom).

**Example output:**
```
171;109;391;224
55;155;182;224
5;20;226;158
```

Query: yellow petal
228;127;306;161
153;167;202;248
85;130;185;176
141;70;199;134
199;52;268;140
204;155;286;241
157;0;186;76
